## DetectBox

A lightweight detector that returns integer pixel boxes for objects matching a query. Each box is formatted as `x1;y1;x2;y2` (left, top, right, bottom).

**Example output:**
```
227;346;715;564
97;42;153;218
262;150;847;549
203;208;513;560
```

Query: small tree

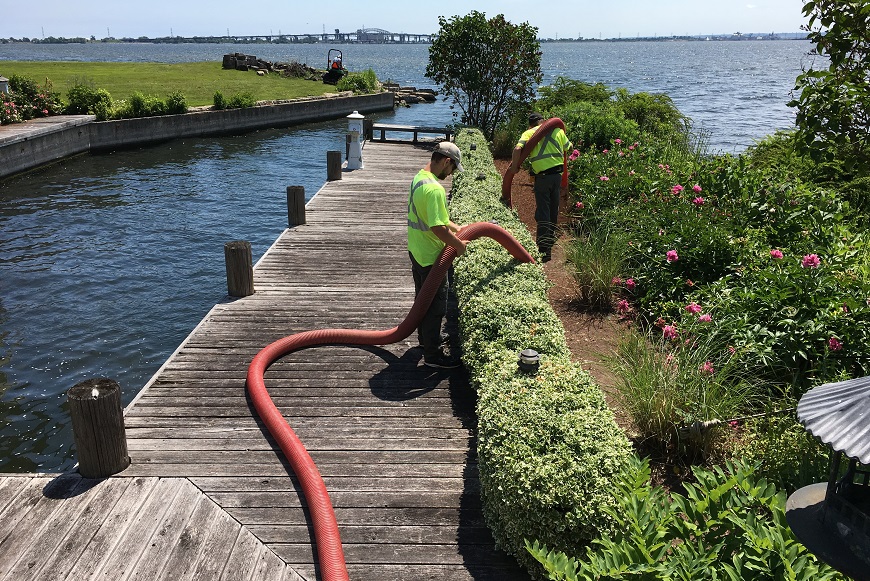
790;0;870;175
426;11;541;139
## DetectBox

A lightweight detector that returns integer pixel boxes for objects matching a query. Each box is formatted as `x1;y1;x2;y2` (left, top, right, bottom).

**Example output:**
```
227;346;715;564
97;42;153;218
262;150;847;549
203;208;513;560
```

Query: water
0;40;813;472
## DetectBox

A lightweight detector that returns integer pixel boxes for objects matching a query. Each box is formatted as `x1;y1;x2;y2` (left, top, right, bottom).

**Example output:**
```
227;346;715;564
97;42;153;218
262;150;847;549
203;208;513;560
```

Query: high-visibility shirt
407;169;451;266
517;125;572;174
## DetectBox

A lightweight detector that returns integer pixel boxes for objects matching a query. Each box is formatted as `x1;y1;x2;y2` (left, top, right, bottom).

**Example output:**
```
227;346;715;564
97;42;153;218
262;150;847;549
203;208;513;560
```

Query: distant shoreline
1;33;808;45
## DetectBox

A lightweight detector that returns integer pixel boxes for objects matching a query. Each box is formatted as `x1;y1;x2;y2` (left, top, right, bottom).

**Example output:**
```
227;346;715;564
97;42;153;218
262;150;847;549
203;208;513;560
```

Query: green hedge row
449;128;633;576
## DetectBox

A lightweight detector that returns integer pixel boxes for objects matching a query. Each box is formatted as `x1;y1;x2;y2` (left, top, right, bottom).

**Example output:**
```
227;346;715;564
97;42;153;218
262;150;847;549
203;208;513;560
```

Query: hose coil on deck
246;221;534;581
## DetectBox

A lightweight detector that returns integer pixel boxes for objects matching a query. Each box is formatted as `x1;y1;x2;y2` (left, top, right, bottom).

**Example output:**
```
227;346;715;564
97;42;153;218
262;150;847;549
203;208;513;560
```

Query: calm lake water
0;40;813;472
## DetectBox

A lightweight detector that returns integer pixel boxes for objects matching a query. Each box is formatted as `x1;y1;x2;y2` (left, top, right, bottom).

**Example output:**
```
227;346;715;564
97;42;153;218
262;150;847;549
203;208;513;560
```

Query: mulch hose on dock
246;221;534;581
501;117;569;208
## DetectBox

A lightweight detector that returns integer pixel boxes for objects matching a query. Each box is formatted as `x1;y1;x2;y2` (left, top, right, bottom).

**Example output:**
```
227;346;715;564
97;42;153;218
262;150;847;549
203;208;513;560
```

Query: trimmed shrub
450;128;632;576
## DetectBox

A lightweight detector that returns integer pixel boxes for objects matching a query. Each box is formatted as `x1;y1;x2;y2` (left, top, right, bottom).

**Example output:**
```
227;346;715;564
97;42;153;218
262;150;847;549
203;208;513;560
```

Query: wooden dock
0;141;528;580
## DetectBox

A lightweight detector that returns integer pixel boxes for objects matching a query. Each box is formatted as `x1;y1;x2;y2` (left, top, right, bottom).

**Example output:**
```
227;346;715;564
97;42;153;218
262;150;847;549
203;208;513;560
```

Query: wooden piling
327;150;342;181
224;240;254;297
287;185;306;226
67;378;130;478
363;118;373;141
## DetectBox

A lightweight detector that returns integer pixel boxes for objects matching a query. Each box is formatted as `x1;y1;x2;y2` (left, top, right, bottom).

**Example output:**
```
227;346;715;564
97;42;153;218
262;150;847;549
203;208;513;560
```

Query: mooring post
327;150;342;181
287;185;306;226
363;118;373;141
67;378;130;479
224;240;254;297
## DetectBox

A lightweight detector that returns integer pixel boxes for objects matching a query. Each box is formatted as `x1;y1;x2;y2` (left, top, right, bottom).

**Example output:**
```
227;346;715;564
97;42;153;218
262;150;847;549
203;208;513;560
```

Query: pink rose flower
801;254;821;268
599;175;610;181
666;250;679;262
692;197;705;206
616;299;631;313
693;184;703;193
685;302;702;314
770;249;783;259
574;201;584;209
828;337;843;351
602;149;609;154
663;325;678;340
614;138;622;145
700;361;715;375
698;313;712;323
625;278;636;290
671;184;684;194
612;276;623;285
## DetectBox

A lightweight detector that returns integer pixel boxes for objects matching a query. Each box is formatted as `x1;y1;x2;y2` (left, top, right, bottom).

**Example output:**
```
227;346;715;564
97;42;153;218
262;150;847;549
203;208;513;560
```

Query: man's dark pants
534;171;562;257
410;253;448;359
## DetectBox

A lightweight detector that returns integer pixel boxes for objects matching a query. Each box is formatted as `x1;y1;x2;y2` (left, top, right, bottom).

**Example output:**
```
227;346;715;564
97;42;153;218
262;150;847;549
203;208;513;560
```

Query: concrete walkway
0;114;95;145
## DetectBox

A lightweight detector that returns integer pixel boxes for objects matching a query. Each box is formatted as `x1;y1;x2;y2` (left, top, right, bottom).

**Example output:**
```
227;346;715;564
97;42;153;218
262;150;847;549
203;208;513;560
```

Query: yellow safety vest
407;169;450;266
518;126;572;174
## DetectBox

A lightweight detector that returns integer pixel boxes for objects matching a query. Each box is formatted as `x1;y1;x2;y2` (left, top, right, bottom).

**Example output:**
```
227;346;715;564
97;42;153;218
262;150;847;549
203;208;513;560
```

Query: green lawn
2;61;334;106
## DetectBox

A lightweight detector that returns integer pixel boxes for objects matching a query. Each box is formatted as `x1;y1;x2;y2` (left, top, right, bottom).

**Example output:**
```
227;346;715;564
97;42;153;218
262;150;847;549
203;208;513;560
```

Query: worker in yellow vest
509;112;573;262
407;142;467;368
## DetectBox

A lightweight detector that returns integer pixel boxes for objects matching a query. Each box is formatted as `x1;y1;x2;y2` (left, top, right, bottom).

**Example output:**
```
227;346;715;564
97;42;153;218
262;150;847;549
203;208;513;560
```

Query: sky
1;0;808;40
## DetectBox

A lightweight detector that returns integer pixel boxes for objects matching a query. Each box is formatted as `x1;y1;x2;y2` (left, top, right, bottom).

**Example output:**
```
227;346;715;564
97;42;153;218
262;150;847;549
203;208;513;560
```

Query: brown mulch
493;159;633;430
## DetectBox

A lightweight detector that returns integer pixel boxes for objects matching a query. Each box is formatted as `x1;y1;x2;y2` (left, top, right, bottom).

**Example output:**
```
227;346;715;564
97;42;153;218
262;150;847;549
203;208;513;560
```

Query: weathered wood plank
115;142;526;579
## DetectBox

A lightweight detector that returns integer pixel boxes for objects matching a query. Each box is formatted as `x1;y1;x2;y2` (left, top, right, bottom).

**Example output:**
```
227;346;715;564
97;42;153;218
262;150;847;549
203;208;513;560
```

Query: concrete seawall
0;91;394;179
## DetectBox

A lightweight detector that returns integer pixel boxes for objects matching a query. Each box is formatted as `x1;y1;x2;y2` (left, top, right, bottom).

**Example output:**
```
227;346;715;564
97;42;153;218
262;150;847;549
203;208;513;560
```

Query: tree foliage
426;11;542;139
790;0;870;175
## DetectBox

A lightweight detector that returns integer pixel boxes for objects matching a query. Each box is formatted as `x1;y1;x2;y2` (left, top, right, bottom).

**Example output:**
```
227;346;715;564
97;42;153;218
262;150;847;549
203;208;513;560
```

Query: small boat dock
0;140;528;581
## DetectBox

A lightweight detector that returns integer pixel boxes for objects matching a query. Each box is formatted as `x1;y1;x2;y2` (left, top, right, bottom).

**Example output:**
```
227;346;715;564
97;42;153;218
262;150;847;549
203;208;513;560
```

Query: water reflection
0;40;814;471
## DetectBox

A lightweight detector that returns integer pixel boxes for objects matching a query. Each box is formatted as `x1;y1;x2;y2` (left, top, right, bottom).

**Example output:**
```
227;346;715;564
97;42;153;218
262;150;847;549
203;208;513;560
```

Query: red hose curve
245;221;534;581
501;117;569;208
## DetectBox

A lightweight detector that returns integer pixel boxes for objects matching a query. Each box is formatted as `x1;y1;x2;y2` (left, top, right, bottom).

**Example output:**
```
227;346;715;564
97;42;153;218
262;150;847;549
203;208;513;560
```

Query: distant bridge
228;28;434;44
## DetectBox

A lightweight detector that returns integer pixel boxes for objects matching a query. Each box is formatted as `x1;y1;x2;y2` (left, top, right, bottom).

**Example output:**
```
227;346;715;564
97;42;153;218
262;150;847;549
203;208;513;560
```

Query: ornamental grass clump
449;128;632;576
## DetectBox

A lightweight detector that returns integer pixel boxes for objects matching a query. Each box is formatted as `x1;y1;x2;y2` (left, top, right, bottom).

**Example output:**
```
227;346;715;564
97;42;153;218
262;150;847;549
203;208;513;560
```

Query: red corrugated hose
501;117;569;208
245;221;534;581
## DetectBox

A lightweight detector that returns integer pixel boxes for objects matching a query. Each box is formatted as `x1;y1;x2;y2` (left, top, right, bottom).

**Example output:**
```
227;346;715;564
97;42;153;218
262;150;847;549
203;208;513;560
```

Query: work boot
418;333;451;348
423;346;462;369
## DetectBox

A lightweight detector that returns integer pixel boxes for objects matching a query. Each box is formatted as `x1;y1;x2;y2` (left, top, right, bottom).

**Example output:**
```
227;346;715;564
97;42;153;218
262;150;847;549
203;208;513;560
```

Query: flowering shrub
0;74;63;124
0;99;22;125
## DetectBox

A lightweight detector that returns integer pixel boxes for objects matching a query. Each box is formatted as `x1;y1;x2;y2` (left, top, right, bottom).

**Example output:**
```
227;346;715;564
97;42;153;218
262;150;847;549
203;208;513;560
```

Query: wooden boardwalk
0;474;301;580
0;143;528;581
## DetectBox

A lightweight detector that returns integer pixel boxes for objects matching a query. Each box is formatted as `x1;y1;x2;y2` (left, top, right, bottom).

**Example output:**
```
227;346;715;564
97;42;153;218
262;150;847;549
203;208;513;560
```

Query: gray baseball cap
434;141;464;172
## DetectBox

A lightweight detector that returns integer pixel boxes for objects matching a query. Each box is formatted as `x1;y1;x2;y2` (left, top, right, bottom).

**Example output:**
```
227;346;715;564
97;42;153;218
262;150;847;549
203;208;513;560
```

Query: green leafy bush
450;128;632;576
736;411;830;495
65;83;112;118
537;77;612;110
335;68;379;94
527;456;844;581
213;90;227;110
164;90;188;114
555;101;640;151
226;91;256;108
614;88;688;141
